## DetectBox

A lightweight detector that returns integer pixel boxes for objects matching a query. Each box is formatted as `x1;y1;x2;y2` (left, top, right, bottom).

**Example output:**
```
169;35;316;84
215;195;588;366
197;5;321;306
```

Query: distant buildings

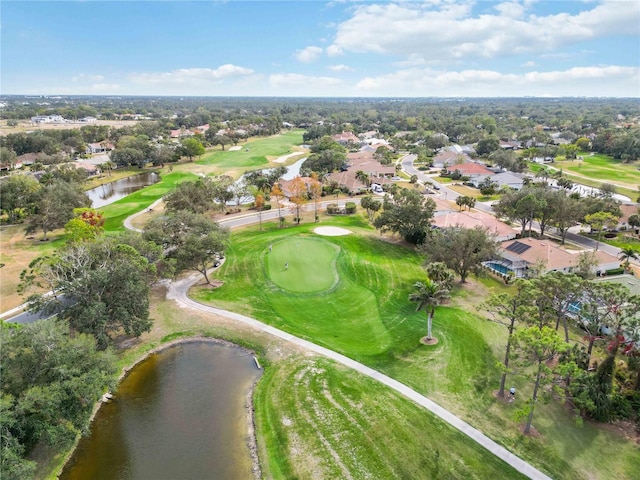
30;114;65;124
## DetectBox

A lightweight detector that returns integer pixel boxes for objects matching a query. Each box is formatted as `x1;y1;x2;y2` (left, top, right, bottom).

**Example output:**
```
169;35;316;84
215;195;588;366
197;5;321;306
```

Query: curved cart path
123;196;552;480
167;271;552;480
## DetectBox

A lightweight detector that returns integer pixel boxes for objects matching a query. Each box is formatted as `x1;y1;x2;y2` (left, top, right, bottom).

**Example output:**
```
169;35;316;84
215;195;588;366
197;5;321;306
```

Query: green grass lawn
268;237;339;293
556;153;640;186
583;231;640;250
255;356;528;480
528;154;639;200
192;215;640;480
101;171;198;231
197;130;305;170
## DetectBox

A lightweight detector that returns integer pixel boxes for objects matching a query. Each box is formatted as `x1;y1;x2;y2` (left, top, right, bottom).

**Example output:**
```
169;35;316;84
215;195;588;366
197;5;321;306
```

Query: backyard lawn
192;215;640;480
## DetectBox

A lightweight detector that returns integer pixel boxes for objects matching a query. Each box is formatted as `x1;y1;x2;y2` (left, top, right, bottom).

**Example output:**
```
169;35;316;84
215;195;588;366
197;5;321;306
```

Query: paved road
400;154;638;267
168;270;552;480
2;293;73;325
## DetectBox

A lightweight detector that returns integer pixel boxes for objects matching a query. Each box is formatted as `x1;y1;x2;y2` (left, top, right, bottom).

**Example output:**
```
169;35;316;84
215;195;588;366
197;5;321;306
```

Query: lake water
59;341;262;480
86;172;161;208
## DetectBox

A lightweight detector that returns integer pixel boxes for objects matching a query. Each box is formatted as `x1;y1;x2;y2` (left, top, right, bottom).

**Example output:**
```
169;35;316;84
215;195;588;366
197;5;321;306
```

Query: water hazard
86;172;161;208
60;341;262;480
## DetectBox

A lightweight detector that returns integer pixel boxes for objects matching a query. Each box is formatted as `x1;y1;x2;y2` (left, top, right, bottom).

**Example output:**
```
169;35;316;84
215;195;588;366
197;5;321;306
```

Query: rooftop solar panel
505;241;531;254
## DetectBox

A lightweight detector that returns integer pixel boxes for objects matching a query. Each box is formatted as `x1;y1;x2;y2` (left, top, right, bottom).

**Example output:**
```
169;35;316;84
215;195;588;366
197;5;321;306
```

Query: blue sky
2;0;639;97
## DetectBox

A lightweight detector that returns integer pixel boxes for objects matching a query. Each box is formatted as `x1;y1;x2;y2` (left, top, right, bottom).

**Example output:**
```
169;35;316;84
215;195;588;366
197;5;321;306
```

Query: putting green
267;237;339;293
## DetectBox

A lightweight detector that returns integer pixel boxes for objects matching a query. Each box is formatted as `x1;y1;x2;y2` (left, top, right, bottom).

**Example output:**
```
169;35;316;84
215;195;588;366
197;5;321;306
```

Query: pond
60;341;262;480
86;172;161;208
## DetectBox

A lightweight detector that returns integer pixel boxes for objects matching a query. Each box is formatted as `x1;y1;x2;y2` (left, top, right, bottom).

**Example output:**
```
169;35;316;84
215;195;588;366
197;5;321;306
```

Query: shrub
345;202;357;214
327;203;340;215
605;267;625;276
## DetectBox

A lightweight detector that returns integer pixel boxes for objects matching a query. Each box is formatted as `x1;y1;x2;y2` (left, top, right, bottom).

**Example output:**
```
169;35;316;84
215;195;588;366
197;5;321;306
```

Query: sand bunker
274;152;303;163
228;146;242;151
313;226;352;236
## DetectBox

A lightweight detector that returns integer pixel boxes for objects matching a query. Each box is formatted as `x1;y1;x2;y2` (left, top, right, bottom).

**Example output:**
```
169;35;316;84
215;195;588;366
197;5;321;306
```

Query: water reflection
86;172;161;208
60;341;262;480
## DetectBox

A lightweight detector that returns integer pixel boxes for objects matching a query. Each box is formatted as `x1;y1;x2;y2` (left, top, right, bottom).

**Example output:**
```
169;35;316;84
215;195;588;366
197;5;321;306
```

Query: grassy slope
255;356;527;480
192;215;640;480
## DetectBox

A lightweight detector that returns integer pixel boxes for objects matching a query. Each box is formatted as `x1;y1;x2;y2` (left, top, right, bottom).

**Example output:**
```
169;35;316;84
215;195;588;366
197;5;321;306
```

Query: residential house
432;210;518;242
325;171;369;195
445;162;494;181
432;150;472;168
477;171;525;190
30;115;65;124
86;142;107;155
332;132;361;146
347;152;396;178
279;176;317;199
488;237;620;278
325;151;396;194
75;163;100;176
4;153;38;170
499;140;521;150
617;204;639;231
194;124;210;134
170;128;195;138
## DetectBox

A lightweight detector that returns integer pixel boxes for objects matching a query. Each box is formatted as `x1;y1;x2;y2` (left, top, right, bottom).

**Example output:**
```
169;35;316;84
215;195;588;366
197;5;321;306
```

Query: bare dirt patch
420;336;439;346
313;226;352;236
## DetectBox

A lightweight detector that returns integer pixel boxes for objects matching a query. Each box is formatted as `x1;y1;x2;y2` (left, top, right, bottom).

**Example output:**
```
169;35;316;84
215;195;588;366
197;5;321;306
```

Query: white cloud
328;64;353;72
354;65;639;97
494;2;526;19
294;46;323;63
326;44;343;57
328;0;640;62
522;61;536;68
129;65;254;85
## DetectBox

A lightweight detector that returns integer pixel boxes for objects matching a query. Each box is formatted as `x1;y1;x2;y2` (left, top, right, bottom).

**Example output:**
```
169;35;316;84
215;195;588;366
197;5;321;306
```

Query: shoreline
57;336;264;478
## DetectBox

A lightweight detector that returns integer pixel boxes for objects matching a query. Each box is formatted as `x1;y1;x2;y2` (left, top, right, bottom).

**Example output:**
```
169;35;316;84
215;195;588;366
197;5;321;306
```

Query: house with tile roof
279;176;317;199
445;162;494;180
488;237;620;278
325;171;369;194
432;210;517;242
617;204;639;231
332;132;361;145
432;150;471;168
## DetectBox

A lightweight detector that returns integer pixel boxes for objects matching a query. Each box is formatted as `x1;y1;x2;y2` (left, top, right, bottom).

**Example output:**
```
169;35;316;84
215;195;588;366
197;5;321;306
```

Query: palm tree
408;279;450;341
535;166;550;185
618;247;639;272
355;170;370;188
